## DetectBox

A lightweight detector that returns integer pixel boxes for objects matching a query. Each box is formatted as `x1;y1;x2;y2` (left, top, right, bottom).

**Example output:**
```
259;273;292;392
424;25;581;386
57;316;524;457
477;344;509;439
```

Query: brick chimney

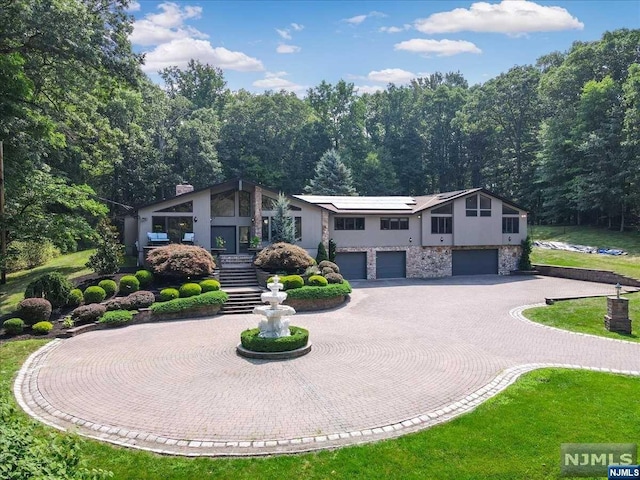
176;183;194;196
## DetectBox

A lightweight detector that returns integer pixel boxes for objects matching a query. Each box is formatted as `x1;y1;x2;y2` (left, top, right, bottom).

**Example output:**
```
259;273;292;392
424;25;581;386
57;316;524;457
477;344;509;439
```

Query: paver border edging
13;336;640;457
510;303;639;346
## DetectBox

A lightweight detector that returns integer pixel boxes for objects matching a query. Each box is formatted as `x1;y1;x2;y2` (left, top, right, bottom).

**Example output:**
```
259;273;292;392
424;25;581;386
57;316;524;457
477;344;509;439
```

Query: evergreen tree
271;193;296;244
86;219;124;275
316;242;328;263
304;149;357;195
328;239;337;262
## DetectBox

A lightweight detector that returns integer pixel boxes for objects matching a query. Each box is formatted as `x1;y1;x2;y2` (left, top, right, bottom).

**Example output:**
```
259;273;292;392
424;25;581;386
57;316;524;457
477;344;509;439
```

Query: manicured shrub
519;236;533;271
32;321;53;335
199;279;221;292
282;275;304;290
16;298;52;325
285;281;352;300
98;279;117;297
150;291;228;314
146;244;216;278
321;267;335;277
24;272;72;308
328;238;337;262
3;318;24;335
316;242;328;263
179;282;202;298
71;304;106;324
240;326;309;352
119;275;140;294
86;218;124;275
159;288;180;302
126;290;155;309
254;242;314;273
318;260;340;273
135;269;154;288
99;309;133;327
83;286;106;304
307;275;328;287
325;272;344;284
67;289;84;307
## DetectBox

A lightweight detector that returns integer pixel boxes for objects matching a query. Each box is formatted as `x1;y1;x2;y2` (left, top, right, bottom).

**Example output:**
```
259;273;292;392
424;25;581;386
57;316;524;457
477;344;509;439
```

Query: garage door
376;251;406;279
334;252;367;280
452;249;498;276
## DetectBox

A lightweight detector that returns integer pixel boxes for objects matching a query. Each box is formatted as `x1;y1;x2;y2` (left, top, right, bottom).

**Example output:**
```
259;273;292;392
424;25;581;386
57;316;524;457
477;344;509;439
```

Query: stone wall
253;186;262;239
498;245;521;275
534;264;640;287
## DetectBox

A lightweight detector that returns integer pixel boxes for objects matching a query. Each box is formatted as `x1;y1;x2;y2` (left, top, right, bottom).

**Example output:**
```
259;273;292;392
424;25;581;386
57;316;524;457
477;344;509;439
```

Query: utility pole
0;141;6;284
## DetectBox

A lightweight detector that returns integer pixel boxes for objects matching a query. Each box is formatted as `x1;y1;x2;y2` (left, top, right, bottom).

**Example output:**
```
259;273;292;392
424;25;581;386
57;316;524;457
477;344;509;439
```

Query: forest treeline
1;1;639;254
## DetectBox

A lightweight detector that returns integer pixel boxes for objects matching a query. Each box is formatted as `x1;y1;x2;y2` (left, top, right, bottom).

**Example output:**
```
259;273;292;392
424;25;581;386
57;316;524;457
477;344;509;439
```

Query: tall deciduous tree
305;149;357;195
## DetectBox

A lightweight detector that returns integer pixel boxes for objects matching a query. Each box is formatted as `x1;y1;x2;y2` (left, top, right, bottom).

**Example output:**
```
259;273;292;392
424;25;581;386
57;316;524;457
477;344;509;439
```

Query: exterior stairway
218;255;264;314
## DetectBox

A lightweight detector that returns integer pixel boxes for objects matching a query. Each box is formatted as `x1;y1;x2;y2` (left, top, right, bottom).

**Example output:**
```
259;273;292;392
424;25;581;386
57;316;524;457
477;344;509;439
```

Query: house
124;179;527;280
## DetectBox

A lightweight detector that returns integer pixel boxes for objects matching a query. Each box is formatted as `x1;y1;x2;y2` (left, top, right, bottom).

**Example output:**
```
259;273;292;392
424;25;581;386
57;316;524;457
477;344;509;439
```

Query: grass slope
529;226;640;279
524;293;639;342
0;250;95;315
3;341;639;480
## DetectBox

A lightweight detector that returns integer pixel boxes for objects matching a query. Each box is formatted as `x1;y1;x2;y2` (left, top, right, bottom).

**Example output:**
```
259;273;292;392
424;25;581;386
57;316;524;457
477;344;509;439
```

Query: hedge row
284;281;351;300
240;326;309;352
150;291;228;314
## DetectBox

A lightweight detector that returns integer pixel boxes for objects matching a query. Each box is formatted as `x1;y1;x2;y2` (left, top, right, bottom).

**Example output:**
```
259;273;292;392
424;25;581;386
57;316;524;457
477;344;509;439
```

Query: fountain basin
237;326;311;359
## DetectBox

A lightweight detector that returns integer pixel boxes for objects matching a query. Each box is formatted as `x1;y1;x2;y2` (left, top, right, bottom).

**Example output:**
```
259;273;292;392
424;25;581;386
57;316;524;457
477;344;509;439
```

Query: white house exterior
126;179;527;280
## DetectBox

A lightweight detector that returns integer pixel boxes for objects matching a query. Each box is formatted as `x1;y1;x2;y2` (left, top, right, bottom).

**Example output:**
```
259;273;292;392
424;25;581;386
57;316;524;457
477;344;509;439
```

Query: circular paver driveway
16;275;640;456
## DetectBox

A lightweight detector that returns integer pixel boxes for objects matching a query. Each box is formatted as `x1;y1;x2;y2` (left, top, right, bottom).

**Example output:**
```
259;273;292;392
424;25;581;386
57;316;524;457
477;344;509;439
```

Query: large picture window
335;217;365;230
502;217;519;234
431;217;452;234
151;216;193;243
239;191;251;217
380;217;409;230
211;190;235;217
466;194;491;217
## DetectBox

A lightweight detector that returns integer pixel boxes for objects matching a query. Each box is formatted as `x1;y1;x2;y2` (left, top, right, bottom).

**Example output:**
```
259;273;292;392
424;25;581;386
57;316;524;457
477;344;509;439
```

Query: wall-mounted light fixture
409;237;413;243
140;217;148;222
440;237;444;243
417;215;421;219
193;216;198;223
508;236;512;242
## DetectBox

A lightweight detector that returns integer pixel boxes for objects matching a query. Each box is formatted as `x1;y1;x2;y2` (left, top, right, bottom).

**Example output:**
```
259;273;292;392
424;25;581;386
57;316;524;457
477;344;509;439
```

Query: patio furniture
182;232;195;244
147;232;170;245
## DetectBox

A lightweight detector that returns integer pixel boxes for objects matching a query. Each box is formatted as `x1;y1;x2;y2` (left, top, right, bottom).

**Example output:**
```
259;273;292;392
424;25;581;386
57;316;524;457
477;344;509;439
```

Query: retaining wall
533;264;640;287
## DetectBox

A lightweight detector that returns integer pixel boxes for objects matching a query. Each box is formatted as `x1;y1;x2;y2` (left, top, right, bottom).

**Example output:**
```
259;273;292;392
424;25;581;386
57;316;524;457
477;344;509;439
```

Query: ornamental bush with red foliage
254;242;315;273
71;304;106;324
17;298;52;326
146;245;216;279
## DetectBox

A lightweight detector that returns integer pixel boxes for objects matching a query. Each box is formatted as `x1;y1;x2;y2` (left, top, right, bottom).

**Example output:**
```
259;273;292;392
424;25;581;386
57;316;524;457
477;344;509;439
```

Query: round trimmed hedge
83;286;106;304
17;298;52;325
32;321;53;335
199;279;220;292
159;288;180;302
67;288;84;307
179;282;202;298
240;326;309;353
3;318;25;335
98;279;117;297
119;275;140;294
307;275;328;287
135;270;154;288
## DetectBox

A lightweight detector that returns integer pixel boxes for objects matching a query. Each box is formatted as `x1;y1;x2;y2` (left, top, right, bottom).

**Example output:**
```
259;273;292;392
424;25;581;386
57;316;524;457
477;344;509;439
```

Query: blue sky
128;0;640;95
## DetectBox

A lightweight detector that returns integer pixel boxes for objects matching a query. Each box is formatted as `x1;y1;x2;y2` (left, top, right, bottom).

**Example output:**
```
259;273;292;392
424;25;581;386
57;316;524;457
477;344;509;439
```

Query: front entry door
211;226;236;254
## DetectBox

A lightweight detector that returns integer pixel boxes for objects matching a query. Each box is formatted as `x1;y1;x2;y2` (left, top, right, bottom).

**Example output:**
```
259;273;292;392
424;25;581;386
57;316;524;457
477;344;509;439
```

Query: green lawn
0;250;95;315
529;225;640;279
3;341;639;480
524;293;639;342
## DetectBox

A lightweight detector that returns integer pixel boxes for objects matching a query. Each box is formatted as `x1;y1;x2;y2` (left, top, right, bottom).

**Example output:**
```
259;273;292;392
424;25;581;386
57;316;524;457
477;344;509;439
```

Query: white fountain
236;274;311;359
253;275;295;338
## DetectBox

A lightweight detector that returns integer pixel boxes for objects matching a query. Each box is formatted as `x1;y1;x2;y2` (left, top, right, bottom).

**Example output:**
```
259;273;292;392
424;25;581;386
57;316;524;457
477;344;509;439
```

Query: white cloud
276;28;292;40
131;2;208;46
414;0;584;35
379;25;410;33
276;44;301;54
368;68;416;84
126;1;141;12
253;72;306;93
343;11;387;25
394;38;482;57
291;23;304;31
143;38;264;73
355;85;385;95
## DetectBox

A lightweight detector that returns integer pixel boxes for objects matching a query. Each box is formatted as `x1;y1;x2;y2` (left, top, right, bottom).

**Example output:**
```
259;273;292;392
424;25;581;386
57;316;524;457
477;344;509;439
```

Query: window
239;191;251;217
211;190;235;217
502;217;519;234
262;217;270;241
431;217;452;234
465;194;491;217
431;204;452;215
295;217;302;241
380;217;409;230
262;195;276;210
157;200;193;213
151;216;193;243
502;205;519;215
335;217;365;230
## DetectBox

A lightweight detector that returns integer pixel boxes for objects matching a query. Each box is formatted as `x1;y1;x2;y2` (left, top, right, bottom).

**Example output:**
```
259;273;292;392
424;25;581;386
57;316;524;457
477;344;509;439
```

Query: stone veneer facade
337;245;521;280
252;186;262;240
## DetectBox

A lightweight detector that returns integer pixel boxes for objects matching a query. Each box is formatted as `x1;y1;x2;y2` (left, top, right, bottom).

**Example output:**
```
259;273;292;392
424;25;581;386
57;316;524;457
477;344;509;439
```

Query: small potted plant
211;236;226;257
249;235;262;251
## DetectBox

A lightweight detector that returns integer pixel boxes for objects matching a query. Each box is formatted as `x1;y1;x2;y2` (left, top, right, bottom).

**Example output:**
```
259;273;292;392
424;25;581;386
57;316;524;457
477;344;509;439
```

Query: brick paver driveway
15;275;640;456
